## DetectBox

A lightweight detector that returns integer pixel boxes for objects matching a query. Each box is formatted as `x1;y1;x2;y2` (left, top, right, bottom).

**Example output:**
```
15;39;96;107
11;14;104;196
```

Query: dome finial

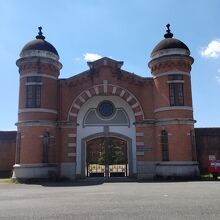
36;26;45;40
164;24;173;38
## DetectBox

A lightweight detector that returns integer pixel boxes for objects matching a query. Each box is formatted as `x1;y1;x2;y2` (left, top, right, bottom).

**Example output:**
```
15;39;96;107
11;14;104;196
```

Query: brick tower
148;24;199;178
13;27;62;179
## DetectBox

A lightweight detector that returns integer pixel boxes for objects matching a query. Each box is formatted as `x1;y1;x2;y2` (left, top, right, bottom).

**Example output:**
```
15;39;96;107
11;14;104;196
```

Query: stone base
137;161;200;179
60;163;76;180
156;161;200;179
137;161;156;179
12;163;58;180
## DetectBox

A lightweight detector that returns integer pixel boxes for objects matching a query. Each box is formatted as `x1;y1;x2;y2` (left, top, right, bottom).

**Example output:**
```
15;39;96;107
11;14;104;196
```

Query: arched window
42;132;50;163
161;130;169;161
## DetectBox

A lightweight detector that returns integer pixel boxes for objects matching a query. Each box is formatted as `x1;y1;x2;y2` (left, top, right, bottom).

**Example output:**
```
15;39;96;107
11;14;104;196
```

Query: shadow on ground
11;176;220;187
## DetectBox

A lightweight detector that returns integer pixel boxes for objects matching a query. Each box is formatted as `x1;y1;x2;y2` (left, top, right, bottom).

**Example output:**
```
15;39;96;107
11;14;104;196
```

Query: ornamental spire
164;24;173;38
36;26;45;40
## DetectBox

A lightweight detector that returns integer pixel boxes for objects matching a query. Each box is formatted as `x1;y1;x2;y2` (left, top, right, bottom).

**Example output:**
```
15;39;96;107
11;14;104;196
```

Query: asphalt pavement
0;180;219;220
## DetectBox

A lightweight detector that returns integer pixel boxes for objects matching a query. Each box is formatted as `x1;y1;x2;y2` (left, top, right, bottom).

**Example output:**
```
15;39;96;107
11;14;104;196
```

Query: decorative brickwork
12;26;201;180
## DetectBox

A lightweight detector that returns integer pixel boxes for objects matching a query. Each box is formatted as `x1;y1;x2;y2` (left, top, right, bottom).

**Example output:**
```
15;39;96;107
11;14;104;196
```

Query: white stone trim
156;161;200;178
155;119;195;126
20;49;59;60
76;95;137;176
136;124;155;128
69;112;77;117
20;73;58;80
154;106;193;113
13;163;58;179
153;71;190;79
167;80;184;83
68;143;76;147
112;86;117;94
14;163;49;168
131;103;139;109
25;82;43;85
157;161;199;165
136;132;144;137
16;120;56;128
126;95;133;102
68;133;77;137
136;118;195;126
59;124;76;128
136;142;144;146
68;153;76;157
157;117;194;122
136;152;144;156
94;86;99;95
17;59;62;71
79;96;85;103
85;90;92;98
68;83;144;121
60;162;76;180
120;90;125;97
134;112;142;116
73;104;80;110
19;108;58;114
136;161;199;179
151;48;190;60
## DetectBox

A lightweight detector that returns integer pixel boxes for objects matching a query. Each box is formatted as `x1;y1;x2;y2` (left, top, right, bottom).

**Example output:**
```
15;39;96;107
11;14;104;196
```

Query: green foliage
87;137;127;165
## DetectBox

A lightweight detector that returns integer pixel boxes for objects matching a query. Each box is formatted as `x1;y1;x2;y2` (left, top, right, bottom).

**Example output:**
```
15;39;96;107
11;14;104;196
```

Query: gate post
104;137;110;178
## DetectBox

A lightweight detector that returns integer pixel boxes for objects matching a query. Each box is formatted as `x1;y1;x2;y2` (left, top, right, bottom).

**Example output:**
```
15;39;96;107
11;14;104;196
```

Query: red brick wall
16;55;197;174
195;128;220;174
0;131;16;177
18;127;58;164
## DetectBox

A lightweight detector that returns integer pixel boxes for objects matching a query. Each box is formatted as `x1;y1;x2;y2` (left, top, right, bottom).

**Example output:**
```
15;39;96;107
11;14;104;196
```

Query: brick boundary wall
0;131;16;177
195;128;220;174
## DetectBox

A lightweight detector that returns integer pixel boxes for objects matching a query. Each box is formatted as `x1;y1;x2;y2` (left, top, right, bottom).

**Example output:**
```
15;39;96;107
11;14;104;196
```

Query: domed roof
20;27;59;56
151;24;190;56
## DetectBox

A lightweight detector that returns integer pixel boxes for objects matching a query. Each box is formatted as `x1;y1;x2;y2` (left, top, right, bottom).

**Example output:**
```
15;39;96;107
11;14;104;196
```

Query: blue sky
0;0;219;130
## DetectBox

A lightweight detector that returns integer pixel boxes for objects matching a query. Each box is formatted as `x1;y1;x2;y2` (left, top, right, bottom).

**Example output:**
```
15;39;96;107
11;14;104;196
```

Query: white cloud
74;57;81;62
83;53;102;62
216;69;220;83
216;76;220;83
201;39;220;58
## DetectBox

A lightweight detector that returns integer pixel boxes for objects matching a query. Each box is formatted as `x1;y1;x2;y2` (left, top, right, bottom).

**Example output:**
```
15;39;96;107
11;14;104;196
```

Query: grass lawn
0;178;18;184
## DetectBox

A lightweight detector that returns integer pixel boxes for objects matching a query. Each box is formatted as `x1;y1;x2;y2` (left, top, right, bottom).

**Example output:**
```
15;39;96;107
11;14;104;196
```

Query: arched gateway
75;95;137;178
13;26;199;181
84;135;131;177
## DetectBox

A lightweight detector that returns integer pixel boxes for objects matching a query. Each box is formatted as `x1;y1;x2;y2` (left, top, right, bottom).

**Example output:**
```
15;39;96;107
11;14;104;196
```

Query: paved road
0;181;219;220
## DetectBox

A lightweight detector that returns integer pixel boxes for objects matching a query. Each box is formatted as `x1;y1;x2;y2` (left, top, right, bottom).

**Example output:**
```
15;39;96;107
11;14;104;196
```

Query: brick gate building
13;25;199;180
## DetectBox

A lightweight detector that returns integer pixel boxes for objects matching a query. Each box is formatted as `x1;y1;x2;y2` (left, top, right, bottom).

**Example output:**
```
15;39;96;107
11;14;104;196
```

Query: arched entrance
76;95;137;178
86;137;128;177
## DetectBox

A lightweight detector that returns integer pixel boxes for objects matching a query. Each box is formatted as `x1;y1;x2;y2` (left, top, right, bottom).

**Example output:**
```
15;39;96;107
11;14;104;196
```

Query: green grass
200;174;220;180
0;178;18;184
